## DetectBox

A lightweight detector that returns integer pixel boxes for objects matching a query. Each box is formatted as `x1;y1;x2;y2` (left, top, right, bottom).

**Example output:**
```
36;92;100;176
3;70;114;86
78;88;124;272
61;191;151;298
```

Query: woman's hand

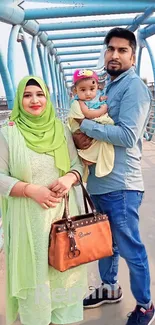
48;173;78;197
25;184;62;209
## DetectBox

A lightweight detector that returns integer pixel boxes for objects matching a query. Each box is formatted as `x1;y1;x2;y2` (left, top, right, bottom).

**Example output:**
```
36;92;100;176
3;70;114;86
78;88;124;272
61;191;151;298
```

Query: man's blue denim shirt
80;67;152;195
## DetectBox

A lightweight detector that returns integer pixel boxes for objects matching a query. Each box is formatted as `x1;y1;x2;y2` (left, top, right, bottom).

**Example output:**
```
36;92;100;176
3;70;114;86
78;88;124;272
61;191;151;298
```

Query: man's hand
72;130;93;150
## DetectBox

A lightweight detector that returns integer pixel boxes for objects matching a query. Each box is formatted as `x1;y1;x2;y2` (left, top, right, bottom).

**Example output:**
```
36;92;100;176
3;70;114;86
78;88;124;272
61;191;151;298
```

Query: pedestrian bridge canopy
0;0;155;134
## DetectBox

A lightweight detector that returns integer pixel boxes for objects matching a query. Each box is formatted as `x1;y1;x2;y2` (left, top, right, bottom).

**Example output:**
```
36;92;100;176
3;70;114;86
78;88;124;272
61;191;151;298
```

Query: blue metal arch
0;47;15;109
7;24;21;91
0;0;155;126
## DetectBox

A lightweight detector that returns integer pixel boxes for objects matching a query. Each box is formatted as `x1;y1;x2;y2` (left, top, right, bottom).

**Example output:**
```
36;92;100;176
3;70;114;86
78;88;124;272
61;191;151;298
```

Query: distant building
147;82;155;98
0;97;8;110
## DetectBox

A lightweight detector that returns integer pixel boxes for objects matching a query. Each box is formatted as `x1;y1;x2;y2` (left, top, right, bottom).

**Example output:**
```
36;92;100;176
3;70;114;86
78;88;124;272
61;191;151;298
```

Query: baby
68;69;115;180
72;69;108;120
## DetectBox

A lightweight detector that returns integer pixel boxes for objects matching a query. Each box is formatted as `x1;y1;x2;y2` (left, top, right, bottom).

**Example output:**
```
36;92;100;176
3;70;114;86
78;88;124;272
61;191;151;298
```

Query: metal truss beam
127;6;154;32
48;31;107;41
54;40;104;48
60;55;99;63
62;62;97;70
24;2;155;20
139;24;155;39
39;16;155;32
57;48;101;55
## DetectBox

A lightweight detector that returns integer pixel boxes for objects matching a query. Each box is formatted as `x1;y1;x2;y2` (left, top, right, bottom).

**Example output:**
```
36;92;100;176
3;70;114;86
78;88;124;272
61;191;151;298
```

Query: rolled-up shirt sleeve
0;132;19;197
80;78;151;148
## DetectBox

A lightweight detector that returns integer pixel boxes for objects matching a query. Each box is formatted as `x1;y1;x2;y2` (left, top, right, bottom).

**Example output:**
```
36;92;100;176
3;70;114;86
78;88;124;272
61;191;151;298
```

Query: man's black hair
104;27;137;54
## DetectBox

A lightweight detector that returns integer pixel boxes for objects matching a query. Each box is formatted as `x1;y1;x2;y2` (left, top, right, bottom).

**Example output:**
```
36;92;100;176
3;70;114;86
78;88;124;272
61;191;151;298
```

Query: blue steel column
63;77;68;110
143;39;155;87
44;44;50;88
64;79;70;110
136;47;142;76
31;35;38;74
0;48;15;109
138;27;155;84
55;60;62;108
21;29;35;75
37;43;47;81
62;74;67;110
59;69;66;109
48;54;57;107
7;24;21;91
64;78;70;110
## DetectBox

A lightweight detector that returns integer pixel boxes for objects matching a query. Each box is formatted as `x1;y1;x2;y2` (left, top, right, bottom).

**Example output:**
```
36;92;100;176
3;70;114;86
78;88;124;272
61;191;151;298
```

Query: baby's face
75;78;98;101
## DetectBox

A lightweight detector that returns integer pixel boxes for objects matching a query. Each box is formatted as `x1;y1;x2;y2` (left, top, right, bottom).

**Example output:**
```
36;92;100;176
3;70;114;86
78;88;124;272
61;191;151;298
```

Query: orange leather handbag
48;177;113;272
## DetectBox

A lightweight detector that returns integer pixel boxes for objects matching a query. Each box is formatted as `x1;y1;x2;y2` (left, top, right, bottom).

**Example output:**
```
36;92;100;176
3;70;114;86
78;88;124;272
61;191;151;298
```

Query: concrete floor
0;139;155;325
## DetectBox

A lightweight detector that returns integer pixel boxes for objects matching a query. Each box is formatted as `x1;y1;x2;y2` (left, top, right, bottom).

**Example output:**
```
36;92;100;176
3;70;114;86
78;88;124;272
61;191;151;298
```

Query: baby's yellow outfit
68;100;115;181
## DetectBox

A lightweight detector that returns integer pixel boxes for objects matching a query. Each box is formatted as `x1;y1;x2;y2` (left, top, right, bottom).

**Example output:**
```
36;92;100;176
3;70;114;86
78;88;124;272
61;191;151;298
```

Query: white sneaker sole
84;294;123;309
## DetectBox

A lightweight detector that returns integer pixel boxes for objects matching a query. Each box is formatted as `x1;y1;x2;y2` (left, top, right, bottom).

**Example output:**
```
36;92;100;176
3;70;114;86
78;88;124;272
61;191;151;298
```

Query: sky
0;10;155;97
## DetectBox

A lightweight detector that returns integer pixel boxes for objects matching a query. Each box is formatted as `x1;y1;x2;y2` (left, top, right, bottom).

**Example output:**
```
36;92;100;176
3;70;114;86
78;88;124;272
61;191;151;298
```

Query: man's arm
80;78;151;148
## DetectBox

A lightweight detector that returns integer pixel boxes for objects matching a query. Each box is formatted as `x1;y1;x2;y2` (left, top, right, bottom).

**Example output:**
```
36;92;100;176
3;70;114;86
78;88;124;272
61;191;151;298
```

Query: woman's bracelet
22;183;30;198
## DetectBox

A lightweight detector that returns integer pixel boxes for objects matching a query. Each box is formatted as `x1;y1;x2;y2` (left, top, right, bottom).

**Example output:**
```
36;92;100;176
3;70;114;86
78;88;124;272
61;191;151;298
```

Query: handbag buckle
66;217;73;230
68;247;80;259
67;227;80;259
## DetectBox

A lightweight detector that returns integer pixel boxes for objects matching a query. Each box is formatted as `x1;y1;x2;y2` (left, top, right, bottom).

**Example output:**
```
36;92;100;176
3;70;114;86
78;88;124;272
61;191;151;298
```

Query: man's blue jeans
91;190;151;306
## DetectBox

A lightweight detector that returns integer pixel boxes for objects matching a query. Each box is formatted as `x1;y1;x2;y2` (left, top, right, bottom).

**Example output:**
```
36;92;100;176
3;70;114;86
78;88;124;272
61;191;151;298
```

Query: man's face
104;37;135;79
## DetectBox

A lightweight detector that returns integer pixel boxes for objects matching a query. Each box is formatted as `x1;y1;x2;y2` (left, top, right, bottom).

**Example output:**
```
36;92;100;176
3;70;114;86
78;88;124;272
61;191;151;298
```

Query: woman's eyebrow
23;91;44;94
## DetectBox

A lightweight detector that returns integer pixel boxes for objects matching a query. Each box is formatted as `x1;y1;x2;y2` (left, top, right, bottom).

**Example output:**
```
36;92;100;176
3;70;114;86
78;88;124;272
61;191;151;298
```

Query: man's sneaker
83;283;123;308
126;304;155;325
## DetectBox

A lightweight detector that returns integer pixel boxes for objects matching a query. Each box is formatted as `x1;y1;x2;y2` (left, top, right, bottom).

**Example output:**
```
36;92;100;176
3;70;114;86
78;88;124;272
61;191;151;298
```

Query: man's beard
106;68;127;77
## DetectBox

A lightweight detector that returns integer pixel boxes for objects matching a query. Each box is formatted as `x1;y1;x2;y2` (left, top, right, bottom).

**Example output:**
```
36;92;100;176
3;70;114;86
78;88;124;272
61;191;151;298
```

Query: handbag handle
63;170;97;222
62;171;98;258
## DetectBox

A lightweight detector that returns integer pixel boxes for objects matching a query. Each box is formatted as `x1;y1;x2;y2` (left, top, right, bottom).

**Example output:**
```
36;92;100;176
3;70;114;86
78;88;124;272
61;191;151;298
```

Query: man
73;28;154;325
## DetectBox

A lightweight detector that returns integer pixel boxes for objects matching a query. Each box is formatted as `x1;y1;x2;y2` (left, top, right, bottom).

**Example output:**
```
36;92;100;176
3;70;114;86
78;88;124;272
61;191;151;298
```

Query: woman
0;76;87;325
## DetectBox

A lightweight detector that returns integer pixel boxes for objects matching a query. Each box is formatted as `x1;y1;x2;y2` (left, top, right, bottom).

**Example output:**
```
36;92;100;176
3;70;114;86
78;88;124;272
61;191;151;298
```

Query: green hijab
10;76;70;175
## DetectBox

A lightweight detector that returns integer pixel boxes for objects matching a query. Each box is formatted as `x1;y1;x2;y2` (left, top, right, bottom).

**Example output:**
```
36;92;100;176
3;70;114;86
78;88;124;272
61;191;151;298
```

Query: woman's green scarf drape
10;76;70;175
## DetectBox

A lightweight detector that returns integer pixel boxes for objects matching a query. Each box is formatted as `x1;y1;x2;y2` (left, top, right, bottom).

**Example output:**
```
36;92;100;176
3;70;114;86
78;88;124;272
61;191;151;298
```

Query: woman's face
22;85;47;116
